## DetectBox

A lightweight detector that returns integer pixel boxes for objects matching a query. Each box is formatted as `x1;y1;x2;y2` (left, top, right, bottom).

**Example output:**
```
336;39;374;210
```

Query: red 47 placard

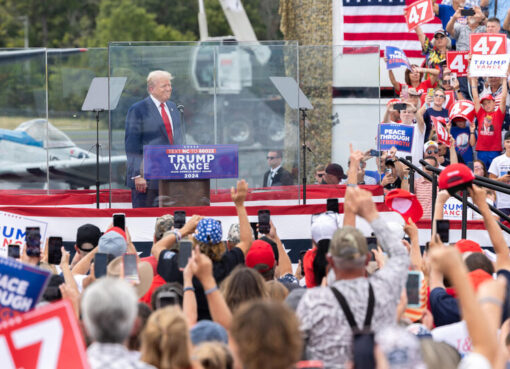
432;116;450;147
405;0;435;31
447;51;470;77
470;33;507;55
0;299;89;369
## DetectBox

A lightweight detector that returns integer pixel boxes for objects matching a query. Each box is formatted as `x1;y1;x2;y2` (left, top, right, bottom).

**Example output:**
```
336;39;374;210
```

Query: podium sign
144;145;239;180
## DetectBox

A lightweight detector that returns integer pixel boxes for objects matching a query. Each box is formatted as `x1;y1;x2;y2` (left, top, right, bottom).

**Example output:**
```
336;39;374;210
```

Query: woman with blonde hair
140;306;194;369
193;342;233;369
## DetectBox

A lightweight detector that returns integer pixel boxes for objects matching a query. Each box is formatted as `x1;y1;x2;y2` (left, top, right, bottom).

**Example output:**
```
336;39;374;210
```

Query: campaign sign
378;124;414;153
432;116;450;147
385;46;411;70
470;33;507;55
0;299;89;369
144;145;238;180
469;54;510;77
0;257;50;321
447;51;470;77
443;90;455;113
405;0;435;31
0;212;48;258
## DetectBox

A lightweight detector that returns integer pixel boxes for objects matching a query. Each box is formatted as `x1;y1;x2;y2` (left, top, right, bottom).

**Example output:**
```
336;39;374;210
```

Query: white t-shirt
432;321;471;357
488;154;510;209
457;352;492;369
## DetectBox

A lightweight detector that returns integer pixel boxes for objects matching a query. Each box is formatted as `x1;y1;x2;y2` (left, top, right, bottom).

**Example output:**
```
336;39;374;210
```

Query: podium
144;144;239;208
159;179;210;207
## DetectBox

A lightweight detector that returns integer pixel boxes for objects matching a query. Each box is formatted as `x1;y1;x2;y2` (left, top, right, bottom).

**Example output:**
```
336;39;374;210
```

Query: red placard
432;116;450;147
443;90;456;111
405;0;435;31
447;51;470;77
0;299;89;369
470;33;507;55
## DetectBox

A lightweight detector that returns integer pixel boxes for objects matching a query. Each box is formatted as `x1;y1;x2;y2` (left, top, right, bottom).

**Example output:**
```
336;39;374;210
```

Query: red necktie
160;103;174;144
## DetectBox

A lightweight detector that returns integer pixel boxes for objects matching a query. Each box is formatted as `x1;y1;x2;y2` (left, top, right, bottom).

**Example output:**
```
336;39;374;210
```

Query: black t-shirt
157;247;245;320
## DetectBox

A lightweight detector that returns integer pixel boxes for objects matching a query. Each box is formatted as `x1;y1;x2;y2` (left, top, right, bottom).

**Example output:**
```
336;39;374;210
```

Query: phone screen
94;253;109;278
460;8;475;16
174;211;186;229
123;253;139;284
366;237;378;261
369;149;381;157
258;210;270;234
327;198;339;213
48;237;63;265
156;291;180;309
8;244;20;259
113;213;125;231
406;271;422;307
25;227;41;257
436;220;450;243
178;240;193;269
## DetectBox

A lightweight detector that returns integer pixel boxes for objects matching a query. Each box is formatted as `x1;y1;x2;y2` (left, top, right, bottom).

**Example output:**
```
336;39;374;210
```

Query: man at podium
125;70;184;208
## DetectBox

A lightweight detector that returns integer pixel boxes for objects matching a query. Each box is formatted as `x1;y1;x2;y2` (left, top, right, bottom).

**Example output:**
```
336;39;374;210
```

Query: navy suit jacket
125;96;183;189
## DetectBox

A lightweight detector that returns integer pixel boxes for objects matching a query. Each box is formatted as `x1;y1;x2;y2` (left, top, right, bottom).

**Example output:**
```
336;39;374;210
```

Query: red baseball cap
480;94;495;103
385;189;423;223
246;240;276;273
455;239;483;254
387;98;401;107
438;163;475;195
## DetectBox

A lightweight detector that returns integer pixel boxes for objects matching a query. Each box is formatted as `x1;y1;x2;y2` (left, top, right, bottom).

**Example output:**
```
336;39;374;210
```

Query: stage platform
0;185;500;260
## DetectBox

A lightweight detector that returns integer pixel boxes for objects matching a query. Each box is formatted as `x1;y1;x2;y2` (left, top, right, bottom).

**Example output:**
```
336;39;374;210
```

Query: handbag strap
330;283;375;332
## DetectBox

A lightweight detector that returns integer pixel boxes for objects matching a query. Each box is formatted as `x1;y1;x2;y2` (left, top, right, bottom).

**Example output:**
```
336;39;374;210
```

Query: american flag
338;0;443;58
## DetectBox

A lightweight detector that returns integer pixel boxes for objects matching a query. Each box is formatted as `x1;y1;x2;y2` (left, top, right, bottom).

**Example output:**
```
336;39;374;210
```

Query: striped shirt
415;177;433;219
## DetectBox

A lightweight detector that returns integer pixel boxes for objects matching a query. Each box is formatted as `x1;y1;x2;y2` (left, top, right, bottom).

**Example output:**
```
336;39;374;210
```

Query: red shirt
303;248;318;288
475;108;504;152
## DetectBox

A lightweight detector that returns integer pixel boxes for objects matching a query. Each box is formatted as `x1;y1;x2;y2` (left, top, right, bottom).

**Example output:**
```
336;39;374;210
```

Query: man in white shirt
488;131;510;215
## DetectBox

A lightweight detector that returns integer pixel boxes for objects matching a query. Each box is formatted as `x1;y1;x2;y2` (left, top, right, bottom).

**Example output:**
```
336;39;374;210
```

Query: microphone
177;104;184;113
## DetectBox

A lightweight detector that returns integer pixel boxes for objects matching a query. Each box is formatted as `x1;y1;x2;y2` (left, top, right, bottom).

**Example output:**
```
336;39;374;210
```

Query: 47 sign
405;0;435;31
447;51;470;77
470;33;507;55
0;300;89;369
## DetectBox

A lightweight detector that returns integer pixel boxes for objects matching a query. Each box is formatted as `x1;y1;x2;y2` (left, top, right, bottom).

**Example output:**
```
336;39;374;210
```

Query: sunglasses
426;149;439;154
316;173;324;178
434;34;446;39
267;156;278;160
443;79;451;84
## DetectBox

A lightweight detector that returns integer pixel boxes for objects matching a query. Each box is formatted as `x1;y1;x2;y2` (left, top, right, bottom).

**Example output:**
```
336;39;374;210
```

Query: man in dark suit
263;150;294;187
125;70;184;208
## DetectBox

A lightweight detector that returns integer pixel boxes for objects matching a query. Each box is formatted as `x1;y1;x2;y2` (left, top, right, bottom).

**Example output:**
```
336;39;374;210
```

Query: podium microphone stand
81;77;127;208
270;77;314;204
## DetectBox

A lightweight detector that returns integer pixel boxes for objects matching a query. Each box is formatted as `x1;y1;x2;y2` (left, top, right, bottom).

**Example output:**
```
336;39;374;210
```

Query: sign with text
0;257;50;321
447;51;470;77
443;90;456;112
432;116;450;147
378;124;414;153
144;145;239;180
405;0;435;31
0;212;48;258
0;299;89;369
469;53;510;77
385;46;411;70
470;33;507;55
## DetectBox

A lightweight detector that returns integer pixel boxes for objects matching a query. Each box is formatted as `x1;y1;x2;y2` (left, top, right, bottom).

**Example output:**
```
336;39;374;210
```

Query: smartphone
366;237;378;261
123;253;139;284
156;290;180;309
8;244;20;259
258;209;271;234
393;103;407;111
406;270;423;308
25;227;41;257
369;149;381;157
461;8;475;16
178;240;193;269
48;236;63;265
94;253;109;278
327;198;339;213
300;250;307;276
174;210;186;229
249;222;259;240
113;213;125;231
401;84;409;99
436;219;450;243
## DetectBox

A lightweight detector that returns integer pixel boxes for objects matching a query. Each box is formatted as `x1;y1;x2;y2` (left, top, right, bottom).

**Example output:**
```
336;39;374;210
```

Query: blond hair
193;342;233;369
140;306;192;369
147;70;173;89
266;280;288;302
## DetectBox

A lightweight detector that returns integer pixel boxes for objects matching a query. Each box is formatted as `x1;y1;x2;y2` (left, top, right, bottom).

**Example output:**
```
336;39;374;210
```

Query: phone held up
113;213;125;231
258;209;271;234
